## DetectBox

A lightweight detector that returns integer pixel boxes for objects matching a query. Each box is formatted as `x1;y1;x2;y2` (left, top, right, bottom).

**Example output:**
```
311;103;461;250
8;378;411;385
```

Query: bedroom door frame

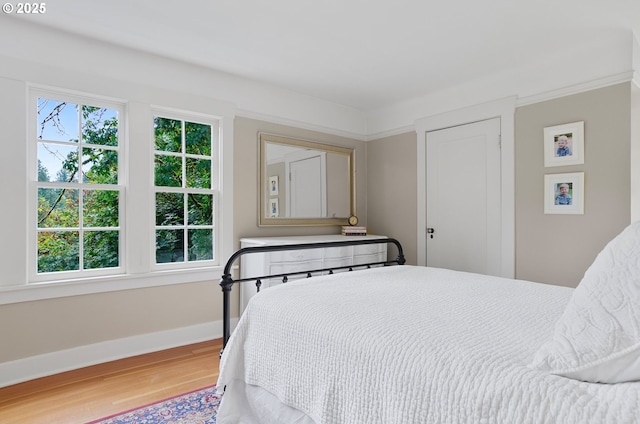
415;97;516;278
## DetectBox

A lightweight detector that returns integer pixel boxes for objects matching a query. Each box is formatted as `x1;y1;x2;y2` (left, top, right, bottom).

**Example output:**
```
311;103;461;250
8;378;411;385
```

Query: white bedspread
217;265;640;423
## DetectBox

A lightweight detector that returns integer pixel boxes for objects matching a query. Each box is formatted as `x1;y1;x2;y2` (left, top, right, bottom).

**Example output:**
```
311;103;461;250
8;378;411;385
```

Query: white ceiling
9;0;640;112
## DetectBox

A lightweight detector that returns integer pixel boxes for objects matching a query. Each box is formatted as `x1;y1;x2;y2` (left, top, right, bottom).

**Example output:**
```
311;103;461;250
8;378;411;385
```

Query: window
32;93;124;280
153;112;219;266
21;86;230;295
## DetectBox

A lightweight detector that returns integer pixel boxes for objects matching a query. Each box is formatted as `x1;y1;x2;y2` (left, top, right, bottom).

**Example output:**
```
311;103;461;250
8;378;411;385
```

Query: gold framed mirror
259;133;355;226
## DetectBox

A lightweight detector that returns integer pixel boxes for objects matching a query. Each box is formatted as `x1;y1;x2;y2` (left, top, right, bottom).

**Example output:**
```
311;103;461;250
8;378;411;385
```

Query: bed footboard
219;237;405;352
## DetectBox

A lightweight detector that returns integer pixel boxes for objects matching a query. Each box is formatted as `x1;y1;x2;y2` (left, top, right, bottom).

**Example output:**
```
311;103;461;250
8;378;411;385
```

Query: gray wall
366;83;632;286
326;153;351;217
233;117;367;246
631;83;640;222
366;132;418;265
515;83;631;286
1;282;219;362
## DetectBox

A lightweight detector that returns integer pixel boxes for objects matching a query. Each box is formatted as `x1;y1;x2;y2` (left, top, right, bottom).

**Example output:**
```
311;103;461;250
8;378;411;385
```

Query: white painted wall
0;16;368;139
0;78;28;286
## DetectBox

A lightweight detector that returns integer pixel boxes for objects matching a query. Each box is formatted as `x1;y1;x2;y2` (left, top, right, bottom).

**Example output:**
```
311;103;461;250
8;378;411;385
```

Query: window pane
82;148;118;184
155;154;182;187
38;142;78;182
156;192;184;226
84;230;119;269
186;158;211;188
156;229;184;263
84;190;119;227
82;106;119;147
154;117;182;152
185;122;211;156
38;231;79;272
38;188;79;228
188;194;212;225
188;229;213;261
37;98;79;143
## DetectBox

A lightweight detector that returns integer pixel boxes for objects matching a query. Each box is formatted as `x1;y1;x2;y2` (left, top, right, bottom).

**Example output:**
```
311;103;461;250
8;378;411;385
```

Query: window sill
0;266;234;306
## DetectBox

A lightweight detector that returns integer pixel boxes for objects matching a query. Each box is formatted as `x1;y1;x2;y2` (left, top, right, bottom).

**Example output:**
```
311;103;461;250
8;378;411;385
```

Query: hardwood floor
0;339;222;424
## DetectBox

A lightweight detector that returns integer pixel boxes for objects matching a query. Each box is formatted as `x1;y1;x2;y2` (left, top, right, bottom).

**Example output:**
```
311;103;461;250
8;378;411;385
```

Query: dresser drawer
270;260;323;276
268;248;323;263
323;245;353;259
353;253;385;266
354;243;385;256
323;257;353;270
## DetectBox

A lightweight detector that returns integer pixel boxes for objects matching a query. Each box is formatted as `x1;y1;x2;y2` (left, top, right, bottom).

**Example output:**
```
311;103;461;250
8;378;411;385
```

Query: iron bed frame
220;237;405;351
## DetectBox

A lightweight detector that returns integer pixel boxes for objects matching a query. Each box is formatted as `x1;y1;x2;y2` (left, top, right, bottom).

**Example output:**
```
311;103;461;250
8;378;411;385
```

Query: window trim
1;265;229;305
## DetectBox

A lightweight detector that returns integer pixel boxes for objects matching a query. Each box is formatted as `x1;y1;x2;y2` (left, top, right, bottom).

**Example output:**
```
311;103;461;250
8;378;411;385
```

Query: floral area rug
87;385;221;424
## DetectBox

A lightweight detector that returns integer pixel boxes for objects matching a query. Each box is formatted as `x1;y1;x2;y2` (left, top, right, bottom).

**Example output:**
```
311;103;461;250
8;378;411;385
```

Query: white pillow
531;221;640;383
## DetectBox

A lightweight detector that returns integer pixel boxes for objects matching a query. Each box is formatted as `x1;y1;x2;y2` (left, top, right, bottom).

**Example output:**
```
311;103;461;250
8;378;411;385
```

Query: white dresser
239;235;387;313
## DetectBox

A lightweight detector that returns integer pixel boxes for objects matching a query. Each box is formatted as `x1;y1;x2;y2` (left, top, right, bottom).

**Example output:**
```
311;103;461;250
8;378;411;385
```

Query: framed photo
544;172;584;214
269;198;279;217
269;176;279;195
543;121;584;167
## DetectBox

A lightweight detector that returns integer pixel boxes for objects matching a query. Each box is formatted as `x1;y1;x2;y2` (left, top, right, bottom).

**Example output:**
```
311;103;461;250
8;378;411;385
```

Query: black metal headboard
219;237;405;350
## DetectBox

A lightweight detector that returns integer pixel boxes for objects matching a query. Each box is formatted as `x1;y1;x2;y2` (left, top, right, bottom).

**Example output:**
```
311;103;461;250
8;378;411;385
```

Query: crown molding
236;109;367;141
365;124;416;141
241;70;637;140
516;71;635;107
357;72;639;140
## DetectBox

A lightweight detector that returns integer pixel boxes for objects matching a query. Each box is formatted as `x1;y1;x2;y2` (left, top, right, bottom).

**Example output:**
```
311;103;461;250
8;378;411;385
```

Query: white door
426;118;501;276
289;155;325;217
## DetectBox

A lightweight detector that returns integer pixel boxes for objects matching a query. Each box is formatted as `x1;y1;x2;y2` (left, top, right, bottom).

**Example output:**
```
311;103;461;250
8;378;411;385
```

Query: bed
215;226;640;423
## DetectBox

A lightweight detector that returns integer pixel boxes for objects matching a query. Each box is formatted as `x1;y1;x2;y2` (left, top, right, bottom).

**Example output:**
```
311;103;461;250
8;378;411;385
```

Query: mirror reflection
259;134;355;226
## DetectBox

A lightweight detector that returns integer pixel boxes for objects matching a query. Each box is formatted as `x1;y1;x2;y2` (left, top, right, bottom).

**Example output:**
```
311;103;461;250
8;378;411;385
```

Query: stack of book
341;226;367;236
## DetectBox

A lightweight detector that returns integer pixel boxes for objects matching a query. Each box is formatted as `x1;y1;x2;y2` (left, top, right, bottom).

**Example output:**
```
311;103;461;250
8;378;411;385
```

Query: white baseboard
0;318;239;389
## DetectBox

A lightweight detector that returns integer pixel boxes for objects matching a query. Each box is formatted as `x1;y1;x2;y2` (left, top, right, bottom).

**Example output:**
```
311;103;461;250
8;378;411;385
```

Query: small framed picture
269;198;279;217
269;176;279;195
543;121;584;167
544;172;584;214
